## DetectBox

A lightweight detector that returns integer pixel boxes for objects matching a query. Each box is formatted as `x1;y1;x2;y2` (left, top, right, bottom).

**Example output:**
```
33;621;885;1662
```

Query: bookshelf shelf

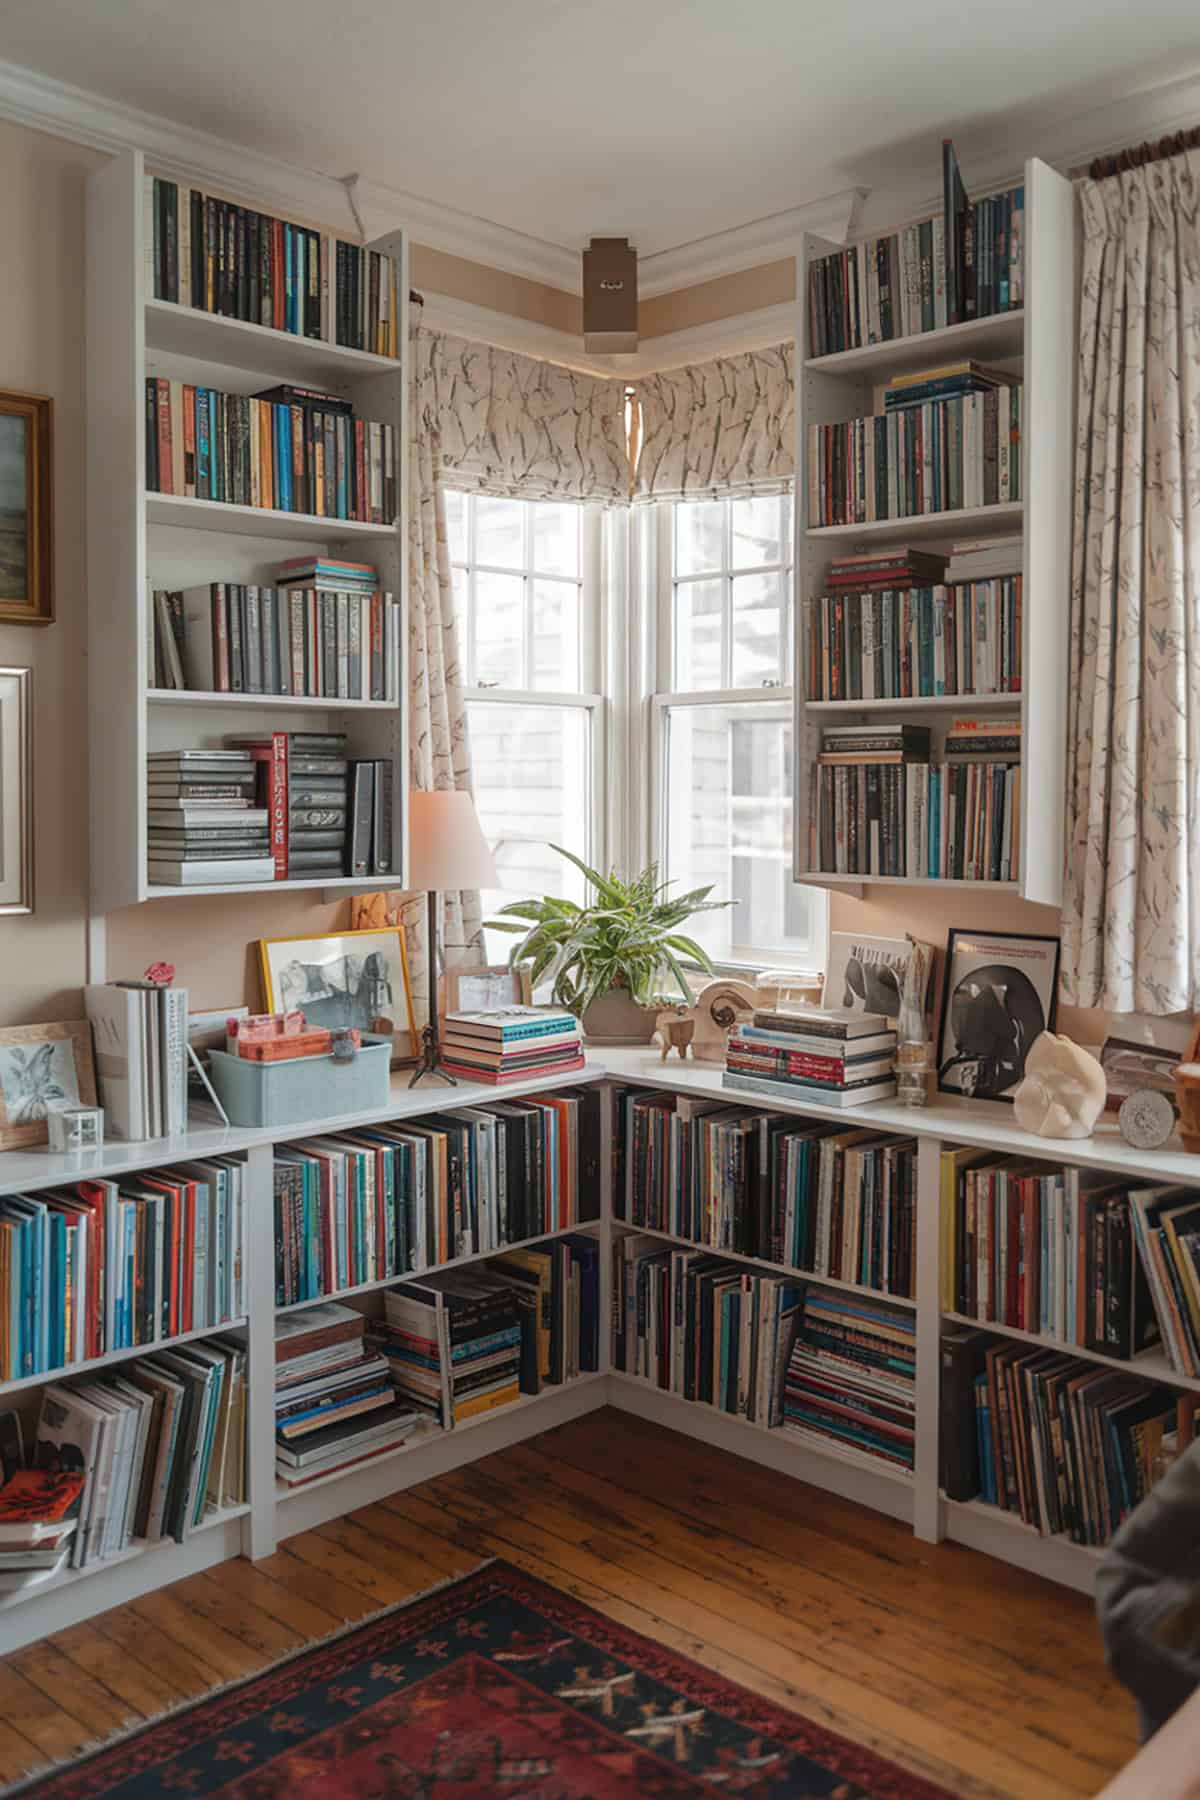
803;693;1020;714
941;1310;1200;1393
804;502;1024;545
807;308;1025;379
143;876;393;900
146;689;397;711
0;1316;251;1400
0;1504;252;1618
794;874;1020;891
145;493;399;542
610;1219;917;1311
940;1496;1102;1595
145;297;401;383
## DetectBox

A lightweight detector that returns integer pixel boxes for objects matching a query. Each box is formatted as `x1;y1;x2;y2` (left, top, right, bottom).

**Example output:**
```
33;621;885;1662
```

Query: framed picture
258;926;418;1062
0;392;53;626
444;964;532;1016
0;1021;97;1150
824;931;935;1023
936;928;1061;1101
0;668;31;914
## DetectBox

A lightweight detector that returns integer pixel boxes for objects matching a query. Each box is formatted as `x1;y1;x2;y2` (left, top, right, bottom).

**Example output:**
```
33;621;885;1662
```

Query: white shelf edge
0;1315;250;1399
794;874;1020;890
144;876;390;899
145;297;401;377
806;309;1025;377
146;689;396;711
806;503;1024;542
610;1219;916;1311
803;693;1021;713
146;492;398;542
941;1310;1200;1393
0;1503;250;1617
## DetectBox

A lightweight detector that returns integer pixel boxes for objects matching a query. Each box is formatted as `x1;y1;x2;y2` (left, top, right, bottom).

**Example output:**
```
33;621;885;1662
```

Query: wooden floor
0;1408;1135;1798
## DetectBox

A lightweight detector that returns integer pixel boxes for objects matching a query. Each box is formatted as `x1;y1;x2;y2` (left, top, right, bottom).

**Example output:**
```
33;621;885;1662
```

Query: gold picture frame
0;392;53;626
0;1020;97;1150
0;668;32;914
258;925;418;1063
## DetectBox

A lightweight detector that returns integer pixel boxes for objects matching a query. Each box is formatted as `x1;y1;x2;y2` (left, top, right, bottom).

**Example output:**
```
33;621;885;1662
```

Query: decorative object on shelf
1175;1019;1200;1152
487;848;730;1046
0;1020;97;1151
690;979;758;1063
1101;1012;1192;1114
825;931;935;1024
936;928;1060;1101
144;961;175;986
654;1005;695;1061
0;391;52;626
1011;1031;1106;1139
46;1105;104;1153
208;1029;392;1127
0;666;32;914
331;1027;359;1063
895;937;936;1107
444;963;532;1016
1118;1087;1178;1152
407;789;499;1085
756;968;824;1011
258;925;416;1067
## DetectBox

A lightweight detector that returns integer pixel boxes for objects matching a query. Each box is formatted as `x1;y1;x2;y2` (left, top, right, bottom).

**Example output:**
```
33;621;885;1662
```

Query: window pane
731;569;786;686
730;494;786;568
531;502;580;578
443;488;468;564
474;495;524;569
473;570;524;687
675;499;725;576
531;578;581;691
663;702;816;966
674;578;723;689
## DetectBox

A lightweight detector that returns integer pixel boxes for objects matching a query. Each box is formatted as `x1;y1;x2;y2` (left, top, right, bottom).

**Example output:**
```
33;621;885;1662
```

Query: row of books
4;1338;246;1586
0;1156;245;1384
144;378;397;524
145;175;400;357
83;979;189;1140
379;1235;599;1431
810;722;1021;881
439;1006;585;1086
615;1067;914;1295
943;1326;1174;1545
239;729;393;883
783;1290;916;1471
150;577;400;702
274;1304;419;1488
806;148;1023;357
273;1086;601;1306
807;386;1022;527
801;577;1022;702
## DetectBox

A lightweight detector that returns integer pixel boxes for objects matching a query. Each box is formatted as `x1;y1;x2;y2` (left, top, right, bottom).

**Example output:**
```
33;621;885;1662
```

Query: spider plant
485;847;732;1016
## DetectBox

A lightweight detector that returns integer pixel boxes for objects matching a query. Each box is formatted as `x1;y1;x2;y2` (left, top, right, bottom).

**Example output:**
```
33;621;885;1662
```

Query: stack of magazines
440;1007;584;1084
724;1007;897;1107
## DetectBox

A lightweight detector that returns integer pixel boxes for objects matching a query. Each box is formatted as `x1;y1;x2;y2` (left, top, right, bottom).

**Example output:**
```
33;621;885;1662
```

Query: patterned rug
16;1561;954;1797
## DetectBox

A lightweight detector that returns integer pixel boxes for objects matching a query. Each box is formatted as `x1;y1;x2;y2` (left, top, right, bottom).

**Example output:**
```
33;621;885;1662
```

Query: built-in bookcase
85;149;409;911
793;157;1075;903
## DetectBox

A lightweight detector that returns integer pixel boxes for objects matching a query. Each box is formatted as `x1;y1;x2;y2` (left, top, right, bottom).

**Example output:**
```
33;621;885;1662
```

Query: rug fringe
1;1556;496;1799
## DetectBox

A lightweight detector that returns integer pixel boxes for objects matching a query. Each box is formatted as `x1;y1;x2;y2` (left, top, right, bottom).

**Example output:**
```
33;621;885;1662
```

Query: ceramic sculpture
1012;1031;1107;1139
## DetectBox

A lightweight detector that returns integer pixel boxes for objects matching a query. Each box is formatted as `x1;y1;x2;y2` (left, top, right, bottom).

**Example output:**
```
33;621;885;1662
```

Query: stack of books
783;1290;916;1472
801;573;1022;701
274;1303;419;1488
489;1236;601;1390
945;536;1023;583
0;1467;86;1593
231;730;365;880
83;980;193;1140
144;378;397;523
381;1272;522;1428
440;1006;584;1084
146;748;272;886
145;175;400;357
724;1006;897;1106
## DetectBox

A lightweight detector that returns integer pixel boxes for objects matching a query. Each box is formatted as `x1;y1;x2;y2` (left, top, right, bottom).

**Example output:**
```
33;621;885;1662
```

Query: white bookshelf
85;149;410;912
793;157;1075;904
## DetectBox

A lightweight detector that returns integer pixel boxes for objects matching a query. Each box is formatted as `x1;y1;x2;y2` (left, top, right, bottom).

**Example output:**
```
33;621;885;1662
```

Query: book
146;857;277;885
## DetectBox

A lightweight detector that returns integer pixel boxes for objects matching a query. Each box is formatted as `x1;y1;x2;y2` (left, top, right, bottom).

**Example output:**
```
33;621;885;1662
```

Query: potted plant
486;848;731;1044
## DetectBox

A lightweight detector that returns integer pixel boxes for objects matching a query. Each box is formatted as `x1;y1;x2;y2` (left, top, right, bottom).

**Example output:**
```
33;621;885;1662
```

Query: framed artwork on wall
0;1020;97;1150
0;392;53;626
258;925;418;1062
0;668;32;914
936;928;1061;1102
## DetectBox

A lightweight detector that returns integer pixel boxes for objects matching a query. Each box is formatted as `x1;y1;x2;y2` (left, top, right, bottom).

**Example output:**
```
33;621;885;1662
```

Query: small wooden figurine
689;979;758;1063
654;1006;695;1061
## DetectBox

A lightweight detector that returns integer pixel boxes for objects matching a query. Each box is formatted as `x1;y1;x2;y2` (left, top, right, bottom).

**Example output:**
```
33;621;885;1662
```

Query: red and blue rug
17;1561;952;1797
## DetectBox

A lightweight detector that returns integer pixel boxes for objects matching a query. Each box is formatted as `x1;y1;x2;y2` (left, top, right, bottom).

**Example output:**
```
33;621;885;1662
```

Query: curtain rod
1088;125;1200;180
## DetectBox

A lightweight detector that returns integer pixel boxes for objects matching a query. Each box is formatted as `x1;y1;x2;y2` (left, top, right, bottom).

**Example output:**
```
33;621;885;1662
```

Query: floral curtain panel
633;344;794;502
419;327;629;503
1061;152;1200;1013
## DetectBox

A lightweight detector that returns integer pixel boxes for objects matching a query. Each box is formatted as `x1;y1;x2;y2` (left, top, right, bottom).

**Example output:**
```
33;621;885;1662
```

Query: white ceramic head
1012;1031;1107;1139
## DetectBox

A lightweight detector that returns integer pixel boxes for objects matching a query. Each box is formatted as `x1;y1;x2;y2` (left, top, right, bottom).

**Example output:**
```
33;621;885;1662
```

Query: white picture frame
0;667;32;914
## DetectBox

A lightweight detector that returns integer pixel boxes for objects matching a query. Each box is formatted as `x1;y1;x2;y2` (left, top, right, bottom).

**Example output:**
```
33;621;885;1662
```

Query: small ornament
895;936;935;1108
330;1027;359;1062
654;1006;695;1061
47;1106;104;1153
144;962;175;987
1012;1032;1107;1139
1118;1088;1178;1152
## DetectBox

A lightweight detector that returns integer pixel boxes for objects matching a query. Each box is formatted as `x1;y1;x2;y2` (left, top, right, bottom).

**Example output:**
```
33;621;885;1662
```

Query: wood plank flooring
0;1408;1136;1797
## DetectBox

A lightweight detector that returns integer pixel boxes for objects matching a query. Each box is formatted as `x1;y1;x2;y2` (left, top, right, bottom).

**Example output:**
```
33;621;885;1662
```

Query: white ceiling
5;0;1200;262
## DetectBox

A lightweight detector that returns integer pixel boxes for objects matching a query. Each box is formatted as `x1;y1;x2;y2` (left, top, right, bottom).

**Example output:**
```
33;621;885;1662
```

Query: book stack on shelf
146;175;400;356
382;1272;523;1429
945;536;1023;582
274;1302;420;1489
0;1466;85;1595
83;981;192;1140
150;560;400;702
784;1290;915;1472
230;729;379;881
144;378;398;524
724;1006;898;1106
807;143;1022;356
144;748;272;887
439;1007;585;1084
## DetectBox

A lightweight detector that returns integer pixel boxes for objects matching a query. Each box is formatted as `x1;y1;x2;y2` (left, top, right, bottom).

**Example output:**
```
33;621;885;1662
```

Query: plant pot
581;987;659;1046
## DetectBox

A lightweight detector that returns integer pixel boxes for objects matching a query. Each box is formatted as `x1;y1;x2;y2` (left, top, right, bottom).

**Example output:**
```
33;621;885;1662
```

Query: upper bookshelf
86;149;410;912
792;157;1075;907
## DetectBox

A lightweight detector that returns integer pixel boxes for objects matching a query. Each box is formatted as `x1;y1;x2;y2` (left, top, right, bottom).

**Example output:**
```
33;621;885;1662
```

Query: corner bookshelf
793;157;1075;904
85;149;410;912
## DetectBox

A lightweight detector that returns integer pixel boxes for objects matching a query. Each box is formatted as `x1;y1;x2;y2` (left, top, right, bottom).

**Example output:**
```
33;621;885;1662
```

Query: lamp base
407;1022;457;1088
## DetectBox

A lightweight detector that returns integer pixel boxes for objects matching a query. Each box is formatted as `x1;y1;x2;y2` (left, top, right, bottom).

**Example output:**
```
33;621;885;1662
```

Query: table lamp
406;788;498;1086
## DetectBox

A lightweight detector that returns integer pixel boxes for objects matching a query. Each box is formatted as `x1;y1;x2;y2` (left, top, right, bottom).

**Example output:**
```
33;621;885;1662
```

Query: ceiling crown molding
638;188;866;297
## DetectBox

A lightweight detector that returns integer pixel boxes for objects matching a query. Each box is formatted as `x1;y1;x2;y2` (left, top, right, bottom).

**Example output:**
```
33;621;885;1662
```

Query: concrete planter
581;987;659;1045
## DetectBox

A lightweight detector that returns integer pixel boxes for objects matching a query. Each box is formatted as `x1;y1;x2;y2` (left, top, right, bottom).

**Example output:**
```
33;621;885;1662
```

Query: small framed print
0;1021;97;1150
444;964;532;1016
0;392;53;626
936;928;1061;1102
258;925;418;1063
0;668;31;914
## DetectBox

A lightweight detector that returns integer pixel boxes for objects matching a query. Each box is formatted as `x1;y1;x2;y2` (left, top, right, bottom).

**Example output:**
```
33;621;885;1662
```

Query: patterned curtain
633;345;793;501
1061;152;1200;1013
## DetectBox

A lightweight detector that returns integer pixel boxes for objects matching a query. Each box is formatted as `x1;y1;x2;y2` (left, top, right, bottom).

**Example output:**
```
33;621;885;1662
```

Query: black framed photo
936;928;1061;1101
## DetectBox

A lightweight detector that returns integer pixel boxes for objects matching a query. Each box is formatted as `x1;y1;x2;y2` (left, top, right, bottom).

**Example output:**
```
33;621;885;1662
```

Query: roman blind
633;344;794;502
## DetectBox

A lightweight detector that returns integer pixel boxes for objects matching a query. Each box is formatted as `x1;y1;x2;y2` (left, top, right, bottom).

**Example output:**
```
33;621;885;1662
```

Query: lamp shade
407;788;498;891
